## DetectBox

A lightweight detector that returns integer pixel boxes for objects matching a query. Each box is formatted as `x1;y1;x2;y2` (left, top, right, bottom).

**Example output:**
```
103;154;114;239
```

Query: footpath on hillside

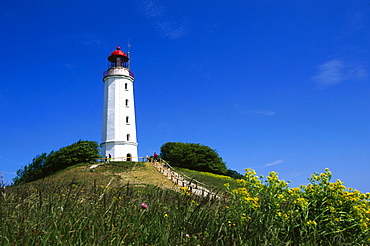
89;160;224;198
90;161;176;189
116;161;176;189
151;160;221;198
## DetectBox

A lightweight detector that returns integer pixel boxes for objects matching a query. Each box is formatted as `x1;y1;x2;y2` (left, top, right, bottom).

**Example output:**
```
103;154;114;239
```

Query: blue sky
1;0;369;192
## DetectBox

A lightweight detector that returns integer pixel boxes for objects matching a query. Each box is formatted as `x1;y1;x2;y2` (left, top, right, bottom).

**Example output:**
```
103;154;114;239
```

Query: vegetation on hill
160;142;227;174
1;167;369;245
13;140;101;185
225;168;370;245
35;161;176;190
174;167;241;191
13;140;241;186
4;140;369;244
225;168;245;179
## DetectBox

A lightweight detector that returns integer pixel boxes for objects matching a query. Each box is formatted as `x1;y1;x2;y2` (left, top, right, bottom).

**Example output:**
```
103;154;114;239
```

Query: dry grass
32;161;177;189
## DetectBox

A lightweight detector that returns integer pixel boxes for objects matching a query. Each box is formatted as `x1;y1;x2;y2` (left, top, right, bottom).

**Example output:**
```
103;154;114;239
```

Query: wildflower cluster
225;168;370;245
180;186;190;196
199;171;233;180
301;169;370;237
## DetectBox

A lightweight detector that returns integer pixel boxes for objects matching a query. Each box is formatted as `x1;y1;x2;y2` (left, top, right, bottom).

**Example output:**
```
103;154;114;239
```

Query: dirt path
116;162;177;189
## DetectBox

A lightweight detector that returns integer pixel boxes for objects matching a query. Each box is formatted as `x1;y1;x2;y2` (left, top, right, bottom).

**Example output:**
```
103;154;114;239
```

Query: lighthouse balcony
103;67;134;78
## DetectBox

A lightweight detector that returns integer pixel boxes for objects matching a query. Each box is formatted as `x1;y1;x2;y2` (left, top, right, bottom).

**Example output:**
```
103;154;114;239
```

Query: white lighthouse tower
101;47;138;161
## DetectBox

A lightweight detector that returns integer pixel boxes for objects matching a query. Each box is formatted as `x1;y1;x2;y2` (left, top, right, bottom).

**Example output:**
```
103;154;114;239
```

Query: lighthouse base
101;141;138;162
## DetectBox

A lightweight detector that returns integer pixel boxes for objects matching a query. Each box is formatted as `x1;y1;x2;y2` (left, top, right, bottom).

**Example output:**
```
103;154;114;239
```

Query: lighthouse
101;47;138;161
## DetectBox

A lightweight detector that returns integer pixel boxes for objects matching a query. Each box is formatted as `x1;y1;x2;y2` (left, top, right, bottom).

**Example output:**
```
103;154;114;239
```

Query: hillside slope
33;161;177;189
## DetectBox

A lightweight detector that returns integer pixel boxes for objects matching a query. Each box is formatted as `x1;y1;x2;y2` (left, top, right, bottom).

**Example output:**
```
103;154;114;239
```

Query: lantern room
107;47;129;69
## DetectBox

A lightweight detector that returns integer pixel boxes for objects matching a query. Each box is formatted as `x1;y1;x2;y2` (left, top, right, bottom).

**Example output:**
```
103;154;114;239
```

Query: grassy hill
3;161;235;245
34;161;177;189
2;162;369;245
25;161;239;193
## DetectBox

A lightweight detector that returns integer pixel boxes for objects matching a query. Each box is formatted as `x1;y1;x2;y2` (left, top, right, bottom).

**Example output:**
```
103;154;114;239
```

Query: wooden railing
152;159;229;199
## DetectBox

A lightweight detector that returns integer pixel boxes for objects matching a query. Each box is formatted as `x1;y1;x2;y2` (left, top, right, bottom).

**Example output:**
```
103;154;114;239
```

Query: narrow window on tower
125;99;129;107
127;134;130;141
126;116;129;124
125;83;128;90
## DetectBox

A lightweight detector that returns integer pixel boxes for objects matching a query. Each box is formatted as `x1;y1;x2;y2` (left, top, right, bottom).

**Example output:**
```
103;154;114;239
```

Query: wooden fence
152;159;229;199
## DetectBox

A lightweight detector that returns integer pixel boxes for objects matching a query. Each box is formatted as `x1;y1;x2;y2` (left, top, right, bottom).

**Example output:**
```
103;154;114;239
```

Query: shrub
13;140;101;185
160;142;227;174
225;169;244;179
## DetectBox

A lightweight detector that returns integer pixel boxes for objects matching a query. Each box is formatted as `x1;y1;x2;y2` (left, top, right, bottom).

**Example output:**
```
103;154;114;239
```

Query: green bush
45;140;101;173
160;142;227;174
13;140;101;185
225;169;244;179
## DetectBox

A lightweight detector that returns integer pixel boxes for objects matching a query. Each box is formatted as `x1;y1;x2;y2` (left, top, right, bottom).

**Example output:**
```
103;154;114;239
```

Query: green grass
1;165;369;245
1;181;227;245
174;167;240;191
95;161;145;173
27;161;152;188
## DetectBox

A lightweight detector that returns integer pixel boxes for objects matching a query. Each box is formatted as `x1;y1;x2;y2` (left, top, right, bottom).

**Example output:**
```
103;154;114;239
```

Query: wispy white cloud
232;104;275;117
142;0;165;18
80;37;102;47
156;20;190;39
347;10;366;32
246;109;275;116
249;159;285;169
311;59;344;88
141;0;190;39
265;159;284;167
340;7;368;39
311;59;367;89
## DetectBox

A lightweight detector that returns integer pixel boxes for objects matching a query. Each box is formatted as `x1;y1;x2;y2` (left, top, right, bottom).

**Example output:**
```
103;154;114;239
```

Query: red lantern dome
108;47;129;63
